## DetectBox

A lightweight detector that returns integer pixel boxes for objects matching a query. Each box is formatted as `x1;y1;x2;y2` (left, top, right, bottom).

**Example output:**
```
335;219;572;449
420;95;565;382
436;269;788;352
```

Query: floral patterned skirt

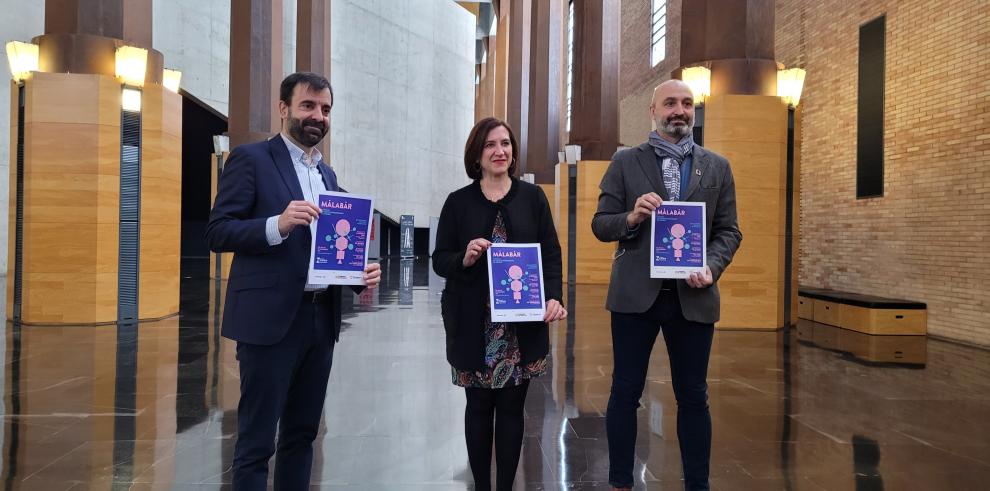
452;316;547;389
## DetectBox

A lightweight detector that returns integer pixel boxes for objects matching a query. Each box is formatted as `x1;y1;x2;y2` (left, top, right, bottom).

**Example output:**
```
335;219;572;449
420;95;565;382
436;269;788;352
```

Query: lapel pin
695;169;702;176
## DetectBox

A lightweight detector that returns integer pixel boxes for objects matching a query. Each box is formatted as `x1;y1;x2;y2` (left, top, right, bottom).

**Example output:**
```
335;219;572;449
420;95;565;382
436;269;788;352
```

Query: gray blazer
591;142;742;323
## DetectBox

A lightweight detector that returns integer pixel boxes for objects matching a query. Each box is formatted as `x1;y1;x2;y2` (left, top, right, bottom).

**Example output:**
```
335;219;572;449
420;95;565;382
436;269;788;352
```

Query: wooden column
677;0;777;96
229;0;283;148
494;1;510;121
475;36;497;122
7;72;181;324
574;161;613;284
506;0;531;171
706;95;789;329
554;163;571;283
139;84;183;320
36;0;164;84
525;0;565;184
568;0;620;161
296;0;332;158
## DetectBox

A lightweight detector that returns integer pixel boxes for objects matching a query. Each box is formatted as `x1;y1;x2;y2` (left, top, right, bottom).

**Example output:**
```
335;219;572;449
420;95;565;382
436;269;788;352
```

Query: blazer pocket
230;272;278;291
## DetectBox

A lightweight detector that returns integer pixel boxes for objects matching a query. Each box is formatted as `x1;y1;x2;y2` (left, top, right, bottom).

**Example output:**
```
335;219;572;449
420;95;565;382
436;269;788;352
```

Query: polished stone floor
1;257;989;490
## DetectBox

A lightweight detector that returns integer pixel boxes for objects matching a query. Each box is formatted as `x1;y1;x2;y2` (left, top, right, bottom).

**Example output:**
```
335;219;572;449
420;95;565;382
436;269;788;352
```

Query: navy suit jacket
206;136;348;345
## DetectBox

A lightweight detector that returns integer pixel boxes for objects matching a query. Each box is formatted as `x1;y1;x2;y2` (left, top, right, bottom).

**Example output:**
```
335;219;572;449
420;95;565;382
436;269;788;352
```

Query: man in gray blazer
592;79;742;491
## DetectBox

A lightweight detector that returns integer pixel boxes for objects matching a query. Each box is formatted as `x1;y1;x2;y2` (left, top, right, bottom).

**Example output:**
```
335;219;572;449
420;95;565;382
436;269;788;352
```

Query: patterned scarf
648;131;694;200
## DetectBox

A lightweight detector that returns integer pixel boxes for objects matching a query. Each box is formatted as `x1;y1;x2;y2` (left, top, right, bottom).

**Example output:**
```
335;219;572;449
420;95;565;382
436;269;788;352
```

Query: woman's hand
462;238;493;268
544;299;568;322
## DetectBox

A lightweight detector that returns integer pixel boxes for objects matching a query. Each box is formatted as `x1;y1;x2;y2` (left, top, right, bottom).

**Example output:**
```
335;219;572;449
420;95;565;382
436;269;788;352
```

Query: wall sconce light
681;66;711;104
5;41;39;83
162;68;181;93
115;46;148;87
778;67;806;107
121;87;142;112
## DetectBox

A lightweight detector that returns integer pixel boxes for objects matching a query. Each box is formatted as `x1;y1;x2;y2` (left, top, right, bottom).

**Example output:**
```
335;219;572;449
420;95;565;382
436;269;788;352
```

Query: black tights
464;380;531;491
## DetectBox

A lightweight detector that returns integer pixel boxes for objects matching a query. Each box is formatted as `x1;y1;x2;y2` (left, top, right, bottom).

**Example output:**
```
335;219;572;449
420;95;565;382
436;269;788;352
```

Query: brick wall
776;0;990;346
618;0;682;146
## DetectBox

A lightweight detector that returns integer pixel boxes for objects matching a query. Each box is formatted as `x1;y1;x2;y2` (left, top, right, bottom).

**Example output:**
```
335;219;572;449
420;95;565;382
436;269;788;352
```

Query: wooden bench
798;287;927;335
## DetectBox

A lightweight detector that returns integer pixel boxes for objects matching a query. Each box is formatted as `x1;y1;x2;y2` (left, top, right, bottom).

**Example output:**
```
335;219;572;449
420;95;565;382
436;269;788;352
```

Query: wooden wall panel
538;183;556;222
8;73;122;324
705;95;790;329
7;73;182;324
717;280;784;330
554;163;570;283
139;86;182;319
574;161;612;284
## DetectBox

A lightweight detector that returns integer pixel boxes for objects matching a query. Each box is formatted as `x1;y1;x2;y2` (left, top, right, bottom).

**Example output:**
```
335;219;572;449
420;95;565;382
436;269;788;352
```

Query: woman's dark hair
280;72;334;107
463;117;518;180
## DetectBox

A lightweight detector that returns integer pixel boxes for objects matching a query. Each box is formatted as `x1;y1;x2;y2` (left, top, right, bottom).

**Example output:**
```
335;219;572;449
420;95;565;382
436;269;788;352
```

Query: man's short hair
279;72;334;107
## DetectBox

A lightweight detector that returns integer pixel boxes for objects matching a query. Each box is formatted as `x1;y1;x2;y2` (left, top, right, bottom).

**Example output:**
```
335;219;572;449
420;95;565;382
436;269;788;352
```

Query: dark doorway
180;92;227;279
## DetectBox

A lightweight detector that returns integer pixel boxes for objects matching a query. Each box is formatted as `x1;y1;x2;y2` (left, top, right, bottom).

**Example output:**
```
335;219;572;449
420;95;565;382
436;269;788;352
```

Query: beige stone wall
618;0;682;146
776;0;990;346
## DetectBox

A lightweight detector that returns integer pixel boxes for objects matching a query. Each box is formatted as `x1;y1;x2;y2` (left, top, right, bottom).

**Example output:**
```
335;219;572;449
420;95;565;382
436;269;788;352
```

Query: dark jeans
232;299;336;491
464;380;531;491
606;290;714;491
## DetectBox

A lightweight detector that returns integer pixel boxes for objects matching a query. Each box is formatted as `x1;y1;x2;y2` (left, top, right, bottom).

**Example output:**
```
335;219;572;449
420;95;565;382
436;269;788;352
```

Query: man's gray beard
659;118;693;139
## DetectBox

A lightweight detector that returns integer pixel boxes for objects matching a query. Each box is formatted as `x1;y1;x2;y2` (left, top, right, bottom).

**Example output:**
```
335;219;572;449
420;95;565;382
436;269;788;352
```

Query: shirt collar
280;132;323;168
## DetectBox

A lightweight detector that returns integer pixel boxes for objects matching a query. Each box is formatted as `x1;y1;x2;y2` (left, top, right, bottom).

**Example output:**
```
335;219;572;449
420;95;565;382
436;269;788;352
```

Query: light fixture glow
115;46;148;87
5;41;39;83
212;135;229;154
162;68;181;93
681;66;711;104
777;67;806;107
122;88;142;112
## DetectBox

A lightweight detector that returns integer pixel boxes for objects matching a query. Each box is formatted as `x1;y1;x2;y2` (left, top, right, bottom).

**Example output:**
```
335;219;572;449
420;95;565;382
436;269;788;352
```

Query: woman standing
433;117;566;491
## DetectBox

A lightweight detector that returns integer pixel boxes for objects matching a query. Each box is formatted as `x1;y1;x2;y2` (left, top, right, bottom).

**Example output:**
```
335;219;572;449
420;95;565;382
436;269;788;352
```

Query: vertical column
677;0;777;96
296;0;332;158
38;0;163;84
229;0;284;148
568;0;620;161
705;95;789;329
474;36;496;121
493;1;511;121
526;0;565;183
505;0;531;173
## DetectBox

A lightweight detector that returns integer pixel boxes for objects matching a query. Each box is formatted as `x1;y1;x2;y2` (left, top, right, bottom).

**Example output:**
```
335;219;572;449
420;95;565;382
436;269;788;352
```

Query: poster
487;243;546;322
650;201;706;279
308;191;374;285
400;214;415;258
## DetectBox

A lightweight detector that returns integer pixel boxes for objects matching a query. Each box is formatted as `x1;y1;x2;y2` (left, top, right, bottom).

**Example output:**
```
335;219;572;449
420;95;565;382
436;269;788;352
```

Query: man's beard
657;115;693;139
288;116;328;147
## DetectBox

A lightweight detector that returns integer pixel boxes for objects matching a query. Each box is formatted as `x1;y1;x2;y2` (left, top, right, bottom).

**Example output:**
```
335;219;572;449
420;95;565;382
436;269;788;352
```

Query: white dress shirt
265;133;329;291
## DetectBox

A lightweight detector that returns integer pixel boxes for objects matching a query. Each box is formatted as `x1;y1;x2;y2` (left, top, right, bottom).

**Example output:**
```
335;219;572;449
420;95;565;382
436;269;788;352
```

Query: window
651;0;667;67
857;15;885;198
566;1;574;131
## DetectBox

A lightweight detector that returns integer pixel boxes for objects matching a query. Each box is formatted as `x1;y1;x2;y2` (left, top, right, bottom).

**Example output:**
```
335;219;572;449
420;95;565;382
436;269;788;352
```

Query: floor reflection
0;258;987;489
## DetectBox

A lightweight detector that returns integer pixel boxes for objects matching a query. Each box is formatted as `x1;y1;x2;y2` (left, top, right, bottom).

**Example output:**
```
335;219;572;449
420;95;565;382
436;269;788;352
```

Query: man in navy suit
206;72;381;489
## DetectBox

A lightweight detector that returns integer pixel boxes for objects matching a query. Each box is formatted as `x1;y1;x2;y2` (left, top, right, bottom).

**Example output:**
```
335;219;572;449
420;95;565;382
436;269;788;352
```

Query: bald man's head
651;79;695;143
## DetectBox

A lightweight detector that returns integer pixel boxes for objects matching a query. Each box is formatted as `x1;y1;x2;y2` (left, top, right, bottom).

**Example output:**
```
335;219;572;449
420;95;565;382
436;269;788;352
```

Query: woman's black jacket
432;178;563;371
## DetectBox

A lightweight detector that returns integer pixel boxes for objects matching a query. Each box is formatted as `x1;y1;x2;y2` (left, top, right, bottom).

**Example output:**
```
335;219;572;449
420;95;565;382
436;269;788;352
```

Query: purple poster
650;201;706;279
308;191;375;285
487;243;546;322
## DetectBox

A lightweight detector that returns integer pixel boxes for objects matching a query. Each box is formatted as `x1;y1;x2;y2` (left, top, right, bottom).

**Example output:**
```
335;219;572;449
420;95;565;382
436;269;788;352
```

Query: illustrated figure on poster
329;218;353;264
508;265;524;303
663;223;690;262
